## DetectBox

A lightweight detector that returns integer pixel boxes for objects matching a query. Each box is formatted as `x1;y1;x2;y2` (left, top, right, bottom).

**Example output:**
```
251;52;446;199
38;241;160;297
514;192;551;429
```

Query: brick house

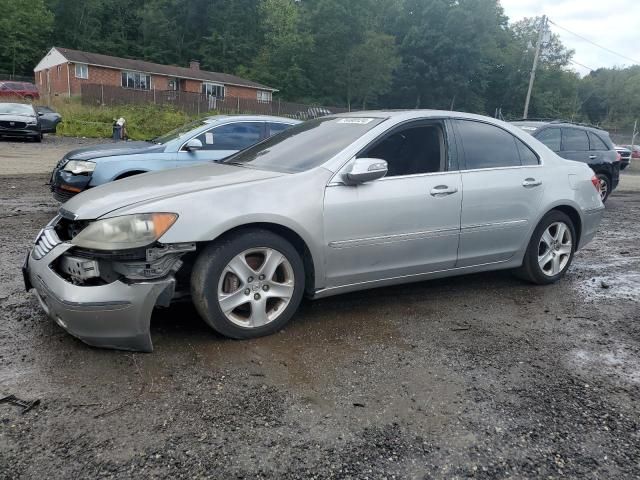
33;47;277;102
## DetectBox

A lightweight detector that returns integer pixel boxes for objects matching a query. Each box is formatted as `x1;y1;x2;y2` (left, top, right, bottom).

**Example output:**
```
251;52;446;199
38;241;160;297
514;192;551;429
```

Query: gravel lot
1;137;639;479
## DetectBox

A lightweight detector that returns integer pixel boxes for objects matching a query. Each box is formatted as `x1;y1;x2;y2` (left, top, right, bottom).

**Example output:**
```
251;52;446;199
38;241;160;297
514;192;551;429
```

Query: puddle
570;348;640;384
574;273;640;302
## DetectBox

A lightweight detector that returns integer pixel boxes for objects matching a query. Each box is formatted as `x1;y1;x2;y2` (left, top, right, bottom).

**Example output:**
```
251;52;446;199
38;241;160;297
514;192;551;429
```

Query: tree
248;0;313;100
0;0;53;76
346;32;399;109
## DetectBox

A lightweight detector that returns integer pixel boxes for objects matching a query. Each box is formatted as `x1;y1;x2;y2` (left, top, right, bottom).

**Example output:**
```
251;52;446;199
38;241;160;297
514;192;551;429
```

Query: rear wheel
516;211;576;285
596;173;610;202
191;229;305;339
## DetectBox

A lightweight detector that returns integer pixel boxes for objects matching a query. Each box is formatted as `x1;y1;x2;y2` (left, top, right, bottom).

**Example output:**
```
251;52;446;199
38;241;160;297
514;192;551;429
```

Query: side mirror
184;138;203;152
345;158;388;185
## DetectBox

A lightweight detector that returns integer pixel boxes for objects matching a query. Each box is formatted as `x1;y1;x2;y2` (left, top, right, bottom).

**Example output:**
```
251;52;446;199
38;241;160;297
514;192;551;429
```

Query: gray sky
500;0;640;75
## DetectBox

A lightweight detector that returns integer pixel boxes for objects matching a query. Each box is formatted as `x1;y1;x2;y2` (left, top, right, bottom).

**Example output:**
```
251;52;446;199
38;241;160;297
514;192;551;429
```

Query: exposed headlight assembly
71;213;178;250
63;160;96;175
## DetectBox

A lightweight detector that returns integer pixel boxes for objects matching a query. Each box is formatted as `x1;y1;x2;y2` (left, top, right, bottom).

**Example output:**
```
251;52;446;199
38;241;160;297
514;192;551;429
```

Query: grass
47;97;198;140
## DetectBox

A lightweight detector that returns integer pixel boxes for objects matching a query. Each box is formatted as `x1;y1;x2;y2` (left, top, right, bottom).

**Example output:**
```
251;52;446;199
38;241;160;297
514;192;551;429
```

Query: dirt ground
1;137;639;479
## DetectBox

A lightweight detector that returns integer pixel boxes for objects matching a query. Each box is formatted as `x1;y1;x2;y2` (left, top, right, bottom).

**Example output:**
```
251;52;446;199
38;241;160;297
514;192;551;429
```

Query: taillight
591;175;601;192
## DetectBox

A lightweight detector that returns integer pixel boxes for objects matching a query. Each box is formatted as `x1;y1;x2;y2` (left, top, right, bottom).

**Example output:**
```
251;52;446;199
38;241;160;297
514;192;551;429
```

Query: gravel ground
0;139;639;479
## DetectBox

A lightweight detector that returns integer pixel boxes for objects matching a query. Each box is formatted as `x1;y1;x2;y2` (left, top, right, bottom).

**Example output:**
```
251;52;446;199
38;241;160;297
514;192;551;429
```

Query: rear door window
456;120;521;169
536;128;561;151
561;128;589;151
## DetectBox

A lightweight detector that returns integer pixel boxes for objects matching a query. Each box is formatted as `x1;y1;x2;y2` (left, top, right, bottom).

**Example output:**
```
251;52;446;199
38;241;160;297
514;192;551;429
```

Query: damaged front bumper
24;222;192;352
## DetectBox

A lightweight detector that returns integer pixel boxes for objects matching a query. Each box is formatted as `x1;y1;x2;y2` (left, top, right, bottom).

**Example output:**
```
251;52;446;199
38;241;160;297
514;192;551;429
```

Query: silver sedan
25;111;605;351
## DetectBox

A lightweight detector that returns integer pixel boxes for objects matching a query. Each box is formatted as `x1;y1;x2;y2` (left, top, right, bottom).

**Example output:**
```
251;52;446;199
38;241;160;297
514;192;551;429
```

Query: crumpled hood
62;162;284;220
65;141;165;161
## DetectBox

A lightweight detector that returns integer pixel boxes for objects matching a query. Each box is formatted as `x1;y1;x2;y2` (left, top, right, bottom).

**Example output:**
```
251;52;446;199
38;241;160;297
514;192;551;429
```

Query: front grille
0;120;27;129
32;228;61;260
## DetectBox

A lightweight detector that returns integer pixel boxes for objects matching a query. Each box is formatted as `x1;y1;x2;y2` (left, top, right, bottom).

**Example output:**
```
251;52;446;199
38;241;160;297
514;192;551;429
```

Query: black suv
511;120;619;202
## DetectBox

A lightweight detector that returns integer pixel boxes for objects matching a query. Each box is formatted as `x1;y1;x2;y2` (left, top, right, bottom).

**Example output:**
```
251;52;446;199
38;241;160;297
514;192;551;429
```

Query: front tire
516;211;576;285
191;229;305;339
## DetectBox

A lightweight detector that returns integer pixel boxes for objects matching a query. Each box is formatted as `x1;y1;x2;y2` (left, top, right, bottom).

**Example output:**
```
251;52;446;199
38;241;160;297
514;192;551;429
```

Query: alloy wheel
217;247;295;328
598;176;608;201
538;222;572;277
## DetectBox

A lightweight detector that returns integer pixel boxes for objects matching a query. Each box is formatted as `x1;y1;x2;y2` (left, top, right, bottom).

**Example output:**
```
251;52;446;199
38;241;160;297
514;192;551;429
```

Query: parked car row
24;110;605;352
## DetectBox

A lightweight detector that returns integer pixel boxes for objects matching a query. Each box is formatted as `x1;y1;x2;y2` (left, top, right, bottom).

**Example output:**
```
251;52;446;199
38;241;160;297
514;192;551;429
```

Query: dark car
0;102;42;141
36;105;62;133
512;120;619;202
0;81;40;101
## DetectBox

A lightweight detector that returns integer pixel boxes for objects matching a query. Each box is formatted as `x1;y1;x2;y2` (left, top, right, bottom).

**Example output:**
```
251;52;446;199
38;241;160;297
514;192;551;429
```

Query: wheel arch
114;169;149;180
547;204;582;249
200;222;317;295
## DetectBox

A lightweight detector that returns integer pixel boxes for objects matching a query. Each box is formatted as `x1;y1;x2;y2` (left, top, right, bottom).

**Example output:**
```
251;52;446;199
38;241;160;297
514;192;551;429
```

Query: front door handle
522;178;542;188
430;185;458;197
589;155;597;160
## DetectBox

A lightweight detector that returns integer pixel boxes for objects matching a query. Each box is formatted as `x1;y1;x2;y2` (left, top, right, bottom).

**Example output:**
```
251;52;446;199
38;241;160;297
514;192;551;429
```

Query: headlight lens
27;118;38;125
64;160;96;175
71;213;178;250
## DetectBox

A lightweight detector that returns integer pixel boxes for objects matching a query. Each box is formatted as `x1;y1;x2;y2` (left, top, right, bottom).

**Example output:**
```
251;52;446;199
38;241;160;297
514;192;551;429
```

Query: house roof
48;47;277;92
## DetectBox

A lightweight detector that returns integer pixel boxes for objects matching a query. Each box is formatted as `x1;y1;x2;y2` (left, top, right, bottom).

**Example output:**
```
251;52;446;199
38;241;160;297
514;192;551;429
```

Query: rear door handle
430;185;458;197
522;178;542;188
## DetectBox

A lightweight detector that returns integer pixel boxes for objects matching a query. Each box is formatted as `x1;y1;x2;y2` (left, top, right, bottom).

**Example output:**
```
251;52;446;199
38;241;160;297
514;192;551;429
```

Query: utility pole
523;15;547;119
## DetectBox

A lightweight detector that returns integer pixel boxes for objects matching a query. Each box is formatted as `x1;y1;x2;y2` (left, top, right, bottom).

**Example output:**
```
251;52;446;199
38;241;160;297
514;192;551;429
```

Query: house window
121;71;152;90
75;64;88;79
57;65;61;79
202;82;224;98
257;90;272;103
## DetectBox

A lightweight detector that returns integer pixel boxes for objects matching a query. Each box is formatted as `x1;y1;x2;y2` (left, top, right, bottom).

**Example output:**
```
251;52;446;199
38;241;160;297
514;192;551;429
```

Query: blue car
50;115;300;202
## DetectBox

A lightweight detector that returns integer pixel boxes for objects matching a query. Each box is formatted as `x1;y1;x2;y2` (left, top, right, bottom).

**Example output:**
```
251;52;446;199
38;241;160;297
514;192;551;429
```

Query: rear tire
596;173;610;202
516;210;576;285
191;229;305;339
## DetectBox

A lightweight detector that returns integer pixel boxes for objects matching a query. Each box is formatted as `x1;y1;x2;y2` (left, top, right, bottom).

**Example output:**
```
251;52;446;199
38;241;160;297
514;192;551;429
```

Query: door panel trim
328;226;460;249
461;219;528;234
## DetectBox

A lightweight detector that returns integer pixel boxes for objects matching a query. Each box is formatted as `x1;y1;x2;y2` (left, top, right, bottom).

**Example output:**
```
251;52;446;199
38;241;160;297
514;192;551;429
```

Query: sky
500;0;640;76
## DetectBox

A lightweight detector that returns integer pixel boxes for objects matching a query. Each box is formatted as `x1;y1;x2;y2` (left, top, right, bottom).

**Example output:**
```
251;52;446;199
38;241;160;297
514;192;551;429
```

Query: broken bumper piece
26;240;175;352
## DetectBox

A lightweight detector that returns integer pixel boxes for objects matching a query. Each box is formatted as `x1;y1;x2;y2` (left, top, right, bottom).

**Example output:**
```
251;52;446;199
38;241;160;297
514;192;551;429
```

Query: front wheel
516;211;576;285
191;229;305;339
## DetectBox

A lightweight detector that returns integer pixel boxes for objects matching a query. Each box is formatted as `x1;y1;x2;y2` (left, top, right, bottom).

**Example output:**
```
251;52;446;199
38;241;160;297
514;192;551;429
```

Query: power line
569;59;594;72
548;19;640;65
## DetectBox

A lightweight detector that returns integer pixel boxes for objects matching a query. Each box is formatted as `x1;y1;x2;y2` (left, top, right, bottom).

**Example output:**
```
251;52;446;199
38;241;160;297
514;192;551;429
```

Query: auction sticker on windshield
337;118;376;124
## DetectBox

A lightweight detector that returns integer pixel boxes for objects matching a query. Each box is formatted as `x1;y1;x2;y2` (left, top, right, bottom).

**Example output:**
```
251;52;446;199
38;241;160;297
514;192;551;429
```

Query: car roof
201;114;302;124
510;119;609;135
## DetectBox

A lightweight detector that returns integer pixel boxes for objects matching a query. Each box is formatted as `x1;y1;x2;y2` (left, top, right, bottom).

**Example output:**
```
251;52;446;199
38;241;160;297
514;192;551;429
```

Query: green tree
248;0;313;100
0;0;53;76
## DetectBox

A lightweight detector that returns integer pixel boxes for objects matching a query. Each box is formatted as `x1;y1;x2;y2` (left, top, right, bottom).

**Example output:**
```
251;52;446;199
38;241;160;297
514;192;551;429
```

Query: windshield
223;116;385;173
152;119;210;144
0;103;35;116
